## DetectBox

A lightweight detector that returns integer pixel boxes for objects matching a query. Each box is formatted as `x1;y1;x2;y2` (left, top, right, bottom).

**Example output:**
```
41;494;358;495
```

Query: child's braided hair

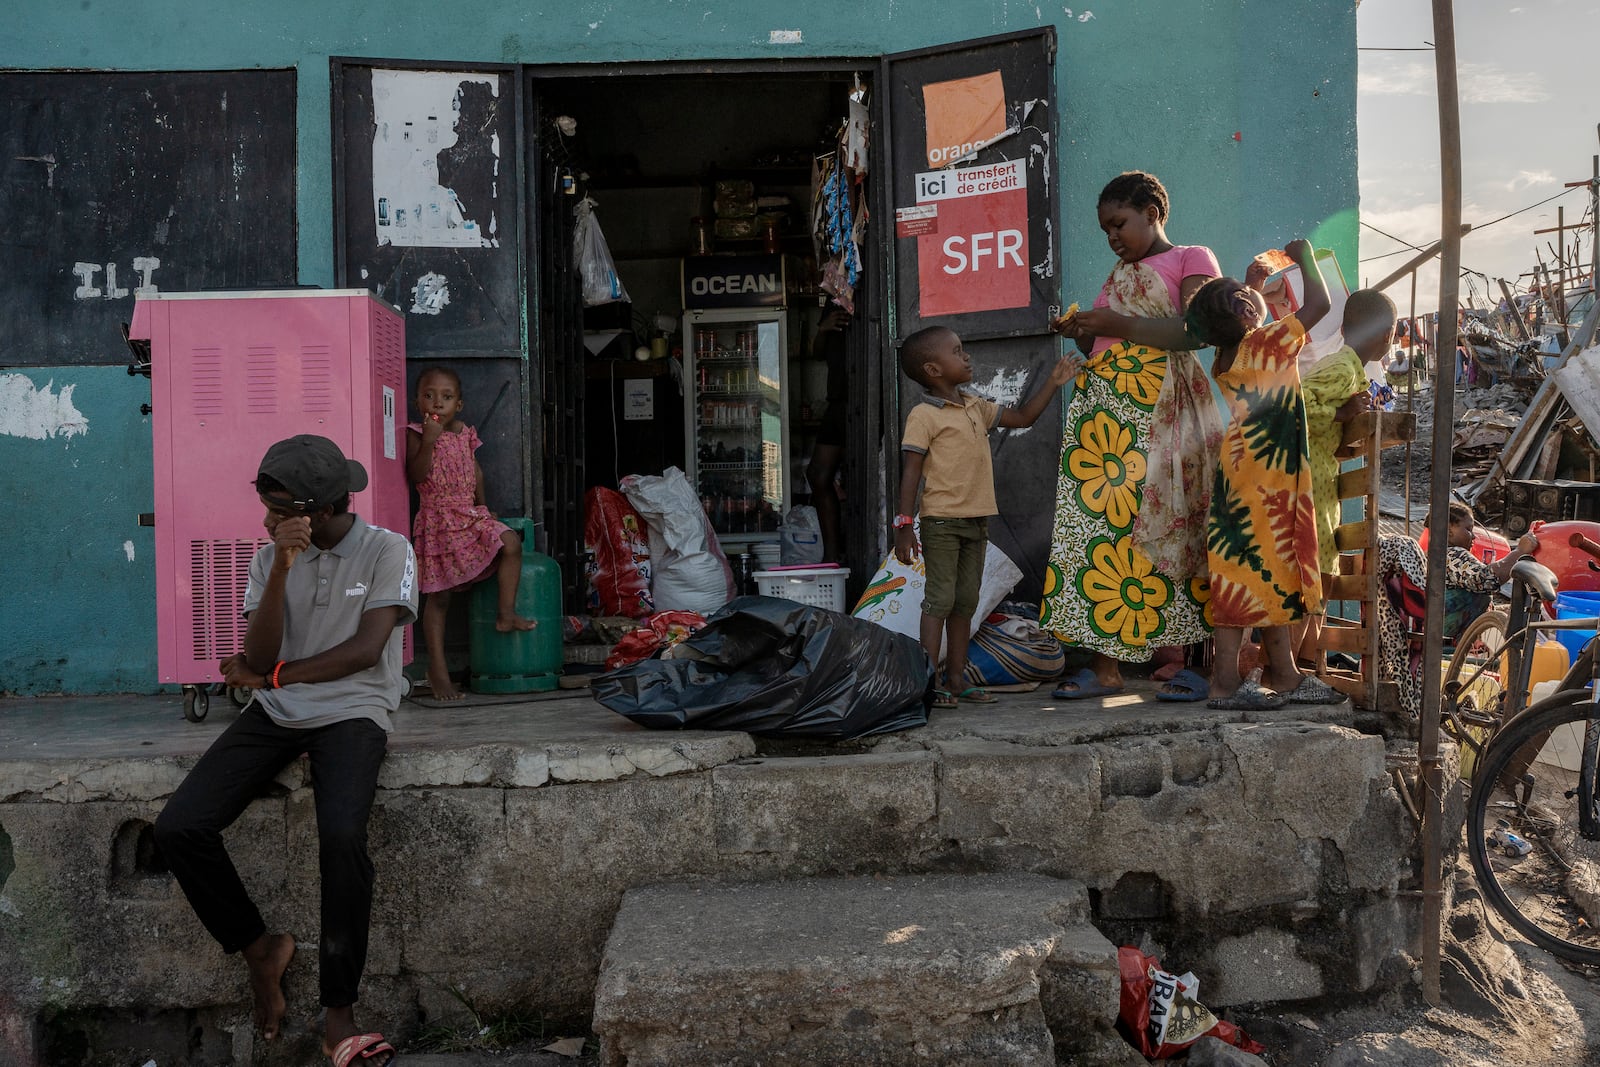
1098;171;1170;222
1184;277;1255;348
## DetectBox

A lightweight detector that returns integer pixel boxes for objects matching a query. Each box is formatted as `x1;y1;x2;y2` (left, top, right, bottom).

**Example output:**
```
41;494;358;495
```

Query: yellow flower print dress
1040;341;1211;658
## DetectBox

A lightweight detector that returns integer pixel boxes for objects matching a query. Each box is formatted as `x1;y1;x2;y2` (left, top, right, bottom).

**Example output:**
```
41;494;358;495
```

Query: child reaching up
407;366;536;701
894;326;1078;707
1185;239;1339;709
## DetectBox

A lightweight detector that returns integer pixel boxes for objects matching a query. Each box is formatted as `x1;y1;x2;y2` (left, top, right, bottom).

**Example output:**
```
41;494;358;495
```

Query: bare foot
426;667;464;702
495;613;538;633
242;932;295;1040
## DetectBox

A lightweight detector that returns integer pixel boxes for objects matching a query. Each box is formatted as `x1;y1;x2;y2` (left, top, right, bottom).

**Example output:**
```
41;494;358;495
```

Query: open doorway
527;65;877;602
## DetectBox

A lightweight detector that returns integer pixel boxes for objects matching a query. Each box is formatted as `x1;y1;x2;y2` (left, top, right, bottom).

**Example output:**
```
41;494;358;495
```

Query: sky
1356;0;1600;317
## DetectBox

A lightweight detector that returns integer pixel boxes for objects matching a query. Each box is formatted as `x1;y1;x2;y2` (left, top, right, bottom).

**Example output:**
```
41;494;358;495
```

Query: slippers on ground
1051;667;1121;701
931;688;958;709
1154;667;1211;703
958;686;998;704
1206;679;1288;711
331;1033;396;1067
1285;675;1342;705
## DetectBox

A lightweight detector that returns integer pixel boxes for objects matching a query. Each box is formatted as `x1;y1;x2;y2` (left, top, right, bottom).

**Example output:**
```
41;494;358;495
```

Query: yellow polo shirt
902;390;1001;518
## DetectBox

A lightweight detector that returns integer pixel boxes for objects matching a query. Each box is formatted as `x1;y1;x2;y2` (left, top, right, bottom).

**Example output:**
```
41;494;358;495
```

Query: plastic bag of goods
620;467;736;615
573;197;631;307
592;595;932;740
1116;946;1264;1059
779;505;824;565
851;524;1023;661
584;487;653;618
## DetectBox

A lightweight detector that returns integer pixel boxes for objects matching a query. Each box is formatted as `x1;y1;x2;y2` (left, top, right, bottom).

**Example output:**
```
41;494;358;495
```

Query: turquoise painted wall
0;0;1358;693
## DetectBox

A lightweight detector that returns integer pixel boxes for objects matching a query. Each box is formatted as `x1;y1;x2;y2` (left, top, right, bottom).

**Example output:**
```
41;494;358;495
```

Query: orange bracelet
271;661;287;689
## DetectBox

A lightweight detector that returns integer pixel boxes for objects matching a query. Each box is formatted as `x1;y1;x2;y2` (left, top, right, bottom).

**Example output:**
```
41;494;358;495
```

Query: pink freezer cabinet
131;289;410;720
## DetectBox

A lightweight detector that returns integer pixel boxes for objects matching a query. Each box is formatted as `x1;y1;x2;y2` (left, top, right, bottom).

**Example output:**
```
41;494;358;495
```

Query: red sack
604;610;707;671
1116;946;1264;1059
584;487;654;618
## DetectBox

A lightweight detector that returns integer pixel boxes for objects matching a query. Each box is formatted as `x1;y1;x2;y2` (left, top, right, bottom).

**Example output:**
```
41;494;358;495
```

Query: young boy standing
894;326;1077;706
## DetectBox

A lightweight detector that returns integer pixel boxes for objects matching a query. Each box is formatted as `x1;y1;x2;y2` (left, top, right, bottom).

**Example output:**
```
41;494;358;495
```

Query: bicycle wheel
1467;689;1600;964
1443;610;1508;778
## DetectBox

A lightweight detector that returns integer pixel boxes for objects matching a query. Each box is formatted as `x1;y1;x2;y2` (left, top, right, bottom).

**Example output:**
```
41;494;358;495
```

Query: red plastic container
1418;525;1510;566
1528;520;1600;593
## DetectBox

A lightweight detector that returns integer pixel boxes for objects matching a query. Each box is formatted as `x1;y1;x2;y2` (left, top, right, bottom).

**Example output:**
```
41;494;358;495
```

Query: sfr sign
912;160;1029;317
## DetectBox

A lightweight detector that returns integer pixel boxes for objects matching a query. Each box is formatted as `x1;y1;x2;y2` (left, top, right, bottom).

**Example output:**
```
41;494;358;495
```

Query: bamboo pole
1420;0;1463;1010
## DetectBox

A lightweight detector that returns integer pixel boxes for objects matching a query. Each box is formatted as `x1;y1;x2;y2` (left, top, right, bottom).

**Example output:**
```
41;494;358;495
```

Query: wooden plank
1337;466;1376;500
1335;520;1373;551
1346;410;1417;449
1321;672;1369;701
1323;572;1372;601
1322;626;1371;654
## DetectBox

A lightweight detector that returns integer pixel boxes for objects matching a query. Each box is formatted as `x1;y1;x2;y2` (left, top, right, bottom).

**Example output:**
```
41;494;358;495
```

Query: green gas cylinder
468;517;564;693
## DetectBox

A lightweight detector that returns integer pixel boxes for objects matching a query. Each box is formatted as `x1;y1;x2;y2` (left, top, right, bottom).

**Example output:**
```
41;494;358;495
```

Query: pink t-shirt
1089;244;1220;356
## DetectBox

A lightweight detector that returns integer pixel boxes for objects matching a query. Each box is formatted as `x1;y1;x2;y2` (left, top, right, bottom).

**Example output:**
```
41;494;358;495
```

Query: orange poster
922;71;1008;169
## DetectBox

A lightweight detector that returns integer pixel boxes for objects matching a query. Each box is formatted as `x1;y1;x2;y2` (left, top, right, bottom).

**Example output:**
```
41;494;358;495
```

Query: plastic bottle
1490;822;1533;858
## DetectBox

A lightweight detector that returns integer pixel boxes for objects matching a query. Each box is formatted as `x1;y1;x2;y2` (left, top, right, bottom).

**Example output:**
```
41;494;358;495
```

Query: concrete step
592;872;1131;1067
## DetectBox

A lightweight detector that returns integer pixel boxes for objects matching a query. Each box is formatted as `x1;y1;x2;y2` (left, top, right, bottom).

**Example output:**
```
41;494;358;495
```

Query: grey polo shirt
244;515;418;732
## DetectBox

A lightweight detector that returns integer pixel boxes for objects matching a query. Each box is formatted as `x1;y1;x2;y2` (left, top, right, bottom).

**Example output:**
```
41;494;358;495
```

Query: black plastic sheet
592;596;933;739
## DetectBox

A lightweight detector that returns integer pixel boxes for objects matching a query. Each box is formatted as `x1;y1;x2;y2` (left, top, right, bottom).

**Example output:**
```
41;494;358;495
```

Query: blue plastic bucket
1553;591;1600;661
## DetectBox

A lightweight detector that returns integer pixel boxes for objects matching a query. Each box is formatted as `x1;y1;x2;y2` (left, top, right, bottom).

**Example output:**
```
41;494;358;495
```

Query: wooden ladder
1317;409;1418;711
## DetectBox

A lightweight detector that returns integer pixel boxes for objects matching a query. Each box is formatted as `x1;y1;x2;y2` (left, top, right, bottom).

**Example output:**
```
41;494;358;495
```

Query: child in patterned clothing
1185;239;1340;709
407;366;535;701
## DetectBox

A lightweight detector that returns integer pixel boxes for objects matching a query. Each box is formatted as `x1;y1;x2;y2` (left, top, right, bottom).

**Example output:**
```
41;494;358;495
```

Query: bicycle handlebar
1569;531;1600;572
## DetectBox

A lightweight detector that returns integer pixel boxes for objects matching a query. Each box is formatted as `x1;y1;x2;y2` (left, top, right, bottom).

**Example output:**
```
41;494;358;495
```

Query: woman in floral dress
1042;172;1221;699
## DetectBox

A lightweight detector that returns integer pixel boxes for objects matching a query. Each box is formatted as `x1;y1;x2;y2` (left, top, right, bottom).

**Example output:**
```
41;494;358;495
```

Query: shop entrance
528;29;1058;607
525;64;880;603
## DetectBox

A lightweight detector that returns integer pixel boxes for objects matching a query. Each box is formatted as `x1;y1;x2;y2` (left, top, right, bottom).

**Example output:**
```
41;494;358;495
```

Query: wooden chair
1317;409;1418;712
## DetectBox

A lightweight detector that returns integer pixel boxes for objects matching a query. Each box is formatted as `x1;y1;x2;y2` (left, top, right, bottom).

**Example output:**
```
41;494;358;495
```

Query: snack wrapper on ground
604;610;707;671
1116;946;1264;1059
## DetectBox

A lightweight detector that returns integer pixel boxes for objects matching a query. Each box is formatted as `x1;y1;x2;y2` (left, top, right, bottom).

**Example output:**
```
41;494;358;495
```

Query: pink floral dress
409;423;509;594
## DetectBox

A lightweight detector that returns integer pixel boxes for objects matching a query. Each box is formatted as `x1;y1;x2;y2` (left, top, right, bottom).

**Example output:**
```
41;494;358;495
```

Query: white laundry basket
754;567;850;613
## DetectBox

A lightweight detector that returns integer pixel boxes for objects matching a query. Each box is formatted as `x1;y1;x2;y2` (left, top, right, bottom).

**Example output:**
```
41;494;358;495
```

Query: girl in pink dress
407;366;536;700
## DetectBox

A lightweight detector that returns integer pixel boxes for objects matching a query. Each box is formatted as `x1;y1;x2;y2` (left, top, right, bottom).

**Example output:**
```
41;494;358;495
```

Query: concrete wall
0;0;1360;692
0;719;1409;1064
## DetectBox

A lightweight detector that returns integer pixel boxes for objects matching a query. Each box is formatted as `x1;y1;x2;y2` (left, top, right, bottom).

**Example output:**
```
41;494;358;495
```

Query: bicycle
1463;550;1600;964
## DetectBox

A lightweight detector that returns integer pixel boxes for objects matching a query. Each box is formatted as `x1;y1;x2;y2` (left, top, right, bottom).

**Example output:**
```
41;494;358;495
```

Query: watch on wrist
893;513;915;530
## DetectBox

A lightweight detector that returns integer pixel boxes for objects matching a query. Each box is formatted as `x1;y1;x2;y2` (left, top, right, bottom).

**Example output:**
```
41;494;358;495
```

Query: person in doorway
894;326;1078;707
1043;170;1222;702
805;306;851;563
1186;239;1339;709
154;434;416;1067
1298;288;1397;668
408;366;537;701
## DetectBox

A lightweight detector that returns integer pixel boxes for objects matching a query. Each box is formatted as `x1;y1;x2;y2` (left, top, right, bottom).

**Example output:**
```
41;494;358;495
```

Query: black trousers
154;706;388;1008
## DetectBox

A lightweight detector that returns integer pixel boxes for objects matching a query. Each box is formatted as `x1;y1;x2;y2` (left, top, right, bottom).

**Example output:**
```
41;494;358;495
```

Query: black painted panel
0;70;297;367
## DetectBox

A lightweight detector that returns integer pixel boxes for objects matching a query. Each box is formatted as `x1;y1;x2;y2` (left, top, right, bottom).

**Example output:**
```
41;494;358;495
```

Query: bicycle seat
1510;558;1559;603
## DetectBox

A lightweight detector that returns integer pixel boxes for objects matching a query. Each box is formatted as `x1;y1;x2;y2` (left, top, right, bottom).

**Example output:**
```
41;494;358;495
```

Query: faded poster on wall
921;71;1008;169
370;69;500;248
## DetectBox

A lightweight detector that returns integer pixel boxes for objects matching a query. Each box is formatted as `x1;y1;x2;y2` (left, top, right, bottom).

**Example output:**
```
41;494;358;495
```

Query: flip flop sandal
1051;667;1121;701
1205;679;1289;711
958;686;998;704
1285;675;1342;705
931;688;959;709
331;1033;396;1067
1155;667;1210;703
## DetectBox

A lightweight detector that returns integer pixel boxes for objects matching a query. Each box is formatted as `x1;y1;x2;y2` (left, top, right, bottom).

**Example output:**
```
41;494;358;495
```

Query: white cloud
1503;169;1555;192
1358;58;1549;104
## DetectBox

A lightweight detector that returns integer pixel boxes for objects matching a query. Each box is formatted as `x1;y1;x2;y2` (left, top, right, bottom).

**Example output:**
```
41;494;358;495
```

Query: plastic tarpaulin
592;595;933;739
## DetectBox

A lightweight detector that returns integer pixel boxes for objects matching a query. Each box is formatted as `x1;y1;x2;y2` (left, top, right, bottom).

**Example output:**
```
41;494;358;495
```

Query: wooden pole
1420;0;1462;1011
1499;278;1533;342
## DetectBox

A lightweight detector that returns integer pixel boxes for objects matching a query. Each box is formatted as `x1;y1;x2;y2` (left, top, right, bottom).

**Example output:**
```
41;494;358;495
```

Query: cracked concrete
0;686;1416;1064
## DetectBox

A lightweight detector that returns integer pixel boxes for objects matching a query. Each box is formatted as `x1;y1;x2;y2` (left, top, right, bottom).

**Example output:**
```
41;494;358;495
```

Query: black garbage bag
592;595;933;739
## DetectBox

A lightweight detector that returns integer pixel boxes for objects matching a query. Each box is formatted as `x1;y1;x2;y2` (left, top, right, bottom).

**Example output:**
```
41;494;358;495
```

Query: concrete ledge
592;874;1116;1066
0;691;1414;1064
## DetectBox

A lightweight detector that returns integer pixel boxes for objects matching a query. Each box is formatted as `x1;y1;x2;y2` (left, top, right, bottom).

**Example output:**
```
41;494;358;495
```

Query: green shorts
920;516;988;619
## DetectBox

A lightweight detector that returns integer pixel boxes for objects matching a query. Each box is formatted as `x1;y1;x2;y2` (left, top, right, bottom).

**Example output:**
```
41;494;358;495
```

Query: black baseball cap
256;434;368;511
